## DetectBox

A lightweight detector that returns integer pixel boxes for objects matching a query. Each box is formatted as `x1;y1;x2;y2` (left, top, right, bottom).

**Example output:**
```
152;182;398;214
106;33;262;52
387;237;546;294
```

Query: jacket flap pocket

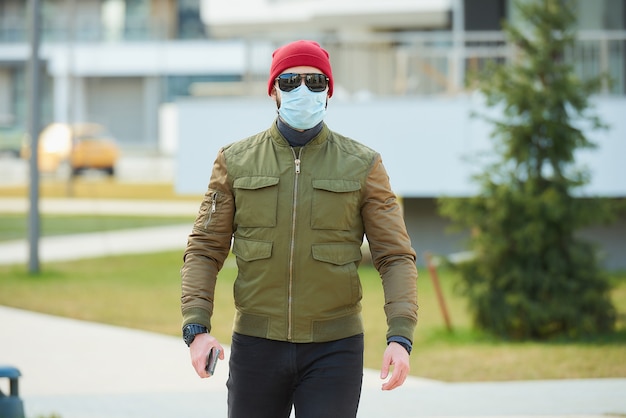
312;179;361;193
232;238;273;262
233;176;279;190
312;243;362;265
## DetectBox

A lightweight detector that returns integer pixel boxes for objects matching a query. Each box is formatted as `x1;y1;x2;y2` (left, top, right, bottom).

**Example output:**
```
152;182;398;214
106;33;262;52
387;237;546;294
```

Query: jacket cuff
386;316;416;342
182;306;212;333
387;335;412;354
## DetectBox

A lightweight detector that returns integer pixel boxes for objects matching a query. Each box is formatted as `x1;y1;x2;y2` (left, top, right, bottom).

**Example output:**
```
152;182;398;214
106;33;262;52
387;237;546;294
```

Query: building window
177;0;205;39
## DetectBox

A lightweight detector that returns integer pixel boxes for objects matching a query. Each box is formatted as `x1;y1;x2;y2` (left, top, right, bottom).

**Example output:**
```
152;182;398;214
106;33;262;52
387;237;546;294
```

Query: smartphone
205;347;220;375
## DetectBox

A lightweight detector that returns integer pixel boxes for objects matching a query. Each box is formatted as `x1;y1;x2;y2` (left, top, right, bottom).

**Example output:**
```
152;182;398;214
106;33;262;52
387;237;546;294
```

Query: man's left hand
380;342;410;390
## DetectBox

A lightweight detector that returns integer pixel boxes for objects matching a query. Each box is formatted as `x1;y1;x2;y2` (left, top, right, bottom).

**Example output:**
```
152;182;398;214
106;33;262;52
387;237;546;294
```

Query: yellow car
22;123;120;176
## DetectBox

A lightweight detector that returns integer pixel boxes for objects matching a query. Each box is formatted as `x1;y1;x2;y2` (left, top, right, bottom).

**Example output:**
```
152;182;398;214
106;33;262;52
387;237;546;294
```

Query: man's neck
277;118;323;147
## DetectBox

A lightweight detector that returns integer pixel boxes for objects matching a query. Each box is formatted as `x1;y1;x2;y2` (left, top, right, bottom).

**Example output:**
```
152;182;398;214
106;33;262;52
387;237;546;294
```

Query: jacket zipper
288;147;302;340
203;191;218;228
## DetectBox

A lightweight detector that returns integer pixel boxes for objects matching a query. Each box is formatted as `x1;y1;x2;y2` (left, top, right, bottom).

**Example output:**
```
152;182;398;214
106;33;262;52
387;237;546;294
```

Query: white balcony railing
311;31;626;97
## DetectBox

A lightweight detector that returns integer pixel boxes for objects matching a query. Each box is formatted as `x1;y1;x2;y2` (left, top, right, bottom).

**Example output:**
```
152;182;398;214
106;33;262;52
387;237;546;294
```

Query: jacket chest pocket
311;179;361;230
233;176;280;227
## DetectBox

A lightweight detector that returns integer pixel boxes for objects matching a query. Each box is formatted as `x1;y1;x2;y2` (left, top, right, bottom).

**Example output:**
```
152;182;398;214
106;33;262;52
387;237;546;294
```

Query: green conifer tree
438;0;616;339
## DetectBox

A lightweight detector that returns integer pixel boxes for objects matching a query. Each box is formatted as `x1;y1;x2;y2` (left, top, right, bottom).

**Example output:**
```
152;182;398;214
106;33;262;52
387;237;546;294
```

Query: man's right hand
189;333;225;378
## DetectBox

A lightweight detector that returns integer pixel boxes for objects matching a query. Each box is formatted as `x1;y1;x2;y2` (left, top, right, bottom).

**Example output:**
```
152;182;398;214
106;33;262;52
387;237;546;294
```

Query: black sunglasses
275;73;329;93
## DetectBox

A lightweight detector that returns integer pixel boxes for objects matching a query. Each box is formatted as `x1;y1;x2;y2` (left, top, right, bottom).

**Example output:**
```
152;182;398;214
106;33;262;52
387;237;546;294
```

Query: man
181;40;418;418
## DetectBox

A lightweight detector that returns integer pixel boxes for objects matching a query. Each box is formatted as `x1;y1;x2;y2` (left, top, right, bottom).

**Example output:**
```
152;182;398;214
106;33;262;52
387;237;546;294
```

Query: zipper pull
291;147;302;174
295;158;301;174
203;191;218;229
211;192;217;213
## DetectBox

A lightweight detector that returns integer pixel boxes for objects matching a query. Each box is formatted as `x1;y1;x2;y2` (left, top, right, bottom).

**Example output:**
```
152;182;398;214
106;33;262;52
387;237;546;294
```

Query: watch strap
183;324;208;346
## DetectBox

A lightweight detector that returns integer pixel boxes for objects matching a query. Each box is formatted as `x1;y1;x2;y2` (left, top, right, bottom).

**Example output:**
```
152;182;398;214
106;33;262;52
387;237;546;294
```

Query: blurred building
1;0;625;267
1;0;624;147
0;0;224;150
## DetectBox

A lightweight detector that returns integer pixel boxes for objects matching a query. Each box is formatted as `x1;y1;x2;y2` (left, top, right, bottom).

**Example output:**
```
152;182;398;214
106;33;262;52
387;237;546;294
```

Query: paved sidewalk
0;224;191;265
1;306;625;418
0;197;199;217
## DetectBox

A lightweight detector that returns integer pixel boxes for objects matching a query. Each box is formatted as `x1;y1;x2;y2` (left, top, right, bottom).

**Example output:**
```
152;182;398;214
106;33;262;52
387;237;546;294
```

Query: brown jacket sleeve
181;149;235;332
361;154;418;342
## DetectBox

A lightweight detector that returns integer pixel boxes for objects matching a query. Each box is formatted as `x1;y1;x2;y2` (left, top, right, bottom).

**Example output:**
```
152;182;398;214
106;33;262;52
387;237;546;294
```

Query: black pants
227;332;364;418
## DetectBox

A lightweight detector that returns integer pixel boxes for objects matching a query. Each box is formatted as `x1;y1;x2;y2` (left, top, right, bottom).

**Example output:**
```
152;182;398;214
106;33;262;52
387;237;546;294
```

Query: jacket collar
270;118;330;148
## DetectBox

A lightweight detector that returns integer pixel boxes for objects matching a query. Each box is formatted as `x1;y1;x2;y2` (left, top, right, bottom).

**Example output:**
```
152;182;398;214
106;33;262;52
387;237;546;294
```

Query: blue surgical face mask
278;85;327;130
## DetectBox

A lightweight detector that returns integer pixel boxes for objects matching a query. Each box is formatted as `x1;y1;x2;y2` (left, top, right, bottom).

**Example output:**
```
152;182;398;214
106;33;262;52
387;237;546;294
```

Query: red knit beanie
268;40;334;97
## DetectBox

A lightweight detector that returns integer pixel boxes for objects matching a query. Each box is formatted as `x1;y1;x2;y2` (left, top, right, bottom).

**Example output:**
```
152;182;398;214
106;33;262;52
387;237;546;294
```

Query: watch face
183;325;206;346
183;329;195;346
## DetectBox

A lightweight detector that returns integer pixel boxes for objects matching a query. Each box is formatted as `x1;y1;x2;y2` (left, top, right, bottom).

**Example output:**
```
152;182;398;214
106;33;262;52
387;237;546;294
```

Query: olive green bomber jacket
181;121;418;343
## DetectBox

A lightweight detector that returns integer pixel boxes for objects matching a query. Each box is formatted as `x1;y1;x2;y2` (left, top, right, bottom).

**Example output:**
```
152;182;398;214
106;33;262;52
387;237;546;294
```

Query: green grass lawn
1;251;624;382
0;213;194;242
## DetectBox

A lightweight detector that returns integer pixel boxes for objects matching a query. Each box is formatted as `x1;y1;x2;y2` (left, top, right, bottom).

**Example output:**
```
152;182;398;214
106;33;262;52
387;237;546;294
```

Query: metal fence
317;31;626;97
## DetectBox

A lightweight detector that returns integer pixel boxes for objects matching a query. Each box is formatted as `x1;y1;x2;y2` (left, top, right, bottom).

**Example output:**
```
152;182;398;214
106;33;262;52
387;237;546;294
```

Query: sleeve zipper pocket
203;191;218;228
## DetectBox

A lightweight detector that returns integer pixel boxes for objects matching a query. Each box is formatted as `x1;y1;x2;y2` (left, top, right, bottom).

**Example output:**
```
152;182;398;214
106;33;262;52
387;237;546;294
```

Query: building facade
1;0;625;150
0;0;220;150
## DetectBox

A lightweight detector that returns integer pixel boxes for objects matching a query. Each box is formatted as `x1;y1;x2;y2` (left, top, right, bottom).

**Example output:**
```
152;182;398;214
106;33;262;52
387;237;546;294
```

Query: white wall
200;0;452;35
42;40;249;77
174;95;626;198
175;97;275;195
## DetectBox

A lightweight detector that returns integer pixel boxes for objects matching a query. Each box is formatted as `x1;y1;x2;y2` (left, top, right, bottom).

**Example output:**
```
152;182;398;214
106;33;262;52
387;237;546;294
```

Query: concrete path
1;197;626;417
0;224;191;265
0;197;199;217
2;306;625;418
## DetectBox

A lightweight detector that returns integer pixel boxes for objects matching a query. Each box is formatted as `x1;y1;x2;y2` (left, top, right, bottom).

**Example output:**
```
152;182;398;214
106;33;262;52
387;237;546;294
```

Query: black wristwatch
183;324;208;347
